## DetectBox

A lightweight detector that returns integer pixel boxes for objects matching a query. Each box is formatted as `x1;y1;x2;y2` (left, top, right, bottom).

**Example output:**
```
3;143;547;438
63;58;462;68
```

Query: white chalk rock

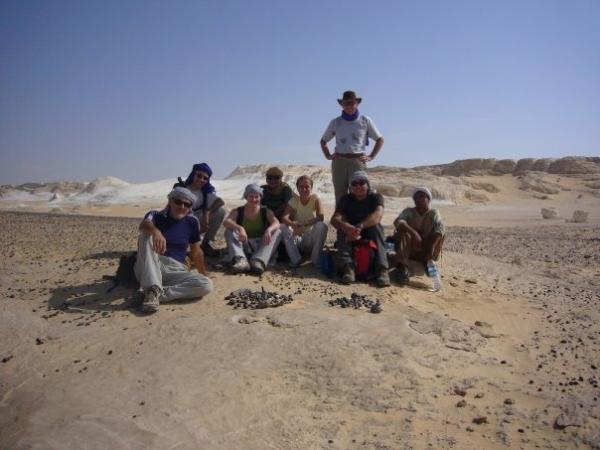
573;210;589;223
541;207;559;219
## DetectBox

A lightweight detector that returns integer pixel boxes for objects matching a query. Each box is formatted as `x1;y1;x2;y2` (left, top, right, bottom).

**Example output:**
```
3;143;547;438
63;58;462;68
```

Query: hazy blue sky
1;0;599;183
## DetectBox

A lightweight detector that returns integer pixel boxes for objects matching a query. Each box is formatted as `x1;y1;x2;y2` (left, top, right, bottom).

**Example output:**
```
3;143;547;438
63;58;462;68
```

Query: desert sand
1;157;599;449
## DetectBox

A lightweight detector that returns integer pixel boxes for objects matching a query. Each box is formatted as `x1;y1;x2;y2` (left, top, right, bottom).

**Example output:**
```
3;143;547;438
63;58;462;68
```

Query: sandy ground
1;203;599;449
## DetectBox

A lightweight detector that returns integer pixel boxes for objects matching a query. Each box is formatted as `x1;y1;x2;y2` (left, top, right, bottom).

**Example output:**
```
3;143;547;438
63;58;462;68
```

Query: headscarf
184;163;216;195
168;187;197;204
412;186;433;201
243;183;263;200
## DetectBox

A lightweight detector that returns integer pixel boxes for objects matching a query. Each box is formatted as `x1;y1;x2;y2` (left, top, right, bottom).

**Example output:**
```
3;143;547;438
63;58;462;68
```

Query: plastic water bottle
426;260;442;292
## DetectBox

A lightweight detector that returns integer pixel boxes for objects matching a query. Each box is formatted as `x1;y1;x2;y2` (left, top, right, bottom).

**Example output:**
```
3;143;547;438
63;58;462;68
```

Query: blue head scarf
184;163;216;195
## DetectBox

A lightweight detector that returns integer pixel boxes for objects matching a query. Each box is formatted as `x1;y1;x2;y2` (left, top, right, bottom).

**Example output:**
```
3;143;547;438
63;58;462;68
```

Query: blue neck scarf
341;110;359;121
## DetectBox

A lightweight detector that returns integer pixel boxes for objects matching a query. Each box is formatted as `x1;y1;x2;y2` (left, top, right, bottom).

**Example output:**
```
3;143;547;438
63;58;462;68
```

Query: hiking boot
201;241;219;257
250;259;265;275
396;264;410;284
231;256;250;273
375;266;391;288
140;285;161;314
341;264;355;285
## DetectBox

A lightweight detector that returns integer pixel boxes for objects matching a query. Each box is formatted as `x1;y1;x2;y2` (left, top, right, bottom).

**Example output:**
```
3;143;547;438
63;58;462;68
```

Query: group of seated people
134;163;445;314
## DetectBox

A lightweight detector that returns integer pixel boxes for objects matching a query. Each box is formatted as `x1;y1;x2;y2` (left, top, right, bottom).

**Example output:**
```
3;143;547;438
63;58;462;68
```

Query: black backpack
105;252;139;292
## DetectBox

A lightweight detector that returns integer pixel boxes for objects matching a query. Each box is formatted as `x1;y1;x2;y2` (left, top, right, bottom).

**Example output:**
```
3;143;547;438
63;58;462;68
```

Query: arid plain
1;157;599;449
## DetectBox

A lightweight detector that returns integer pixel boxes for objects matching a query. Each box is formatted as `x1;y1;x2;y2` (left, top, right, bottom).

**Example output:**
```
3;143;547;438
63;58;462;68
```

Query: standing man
135;187;213;314
320;90;384;205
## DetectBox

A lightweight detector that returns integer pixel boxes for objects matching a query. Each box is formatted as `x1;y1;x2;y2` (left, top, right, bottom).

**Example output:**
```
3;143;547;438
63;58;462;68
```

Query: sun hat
169;186;196;204
412;186;432;201
337;90;362;105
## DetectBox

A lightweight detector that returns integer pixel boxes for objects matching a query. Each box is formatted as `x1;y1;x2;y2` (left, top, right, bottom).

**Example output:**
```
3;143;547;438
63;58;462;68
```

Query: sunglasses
172;198;192;208
351;180;367;186
195;173;209;181
266;175;281;180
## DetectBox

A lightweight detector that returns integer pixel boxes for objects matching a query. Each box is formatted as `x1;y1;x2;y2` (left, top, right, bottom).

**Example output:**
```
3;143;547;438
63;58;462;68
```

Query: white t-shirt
189;189;217;215
321;114;382;154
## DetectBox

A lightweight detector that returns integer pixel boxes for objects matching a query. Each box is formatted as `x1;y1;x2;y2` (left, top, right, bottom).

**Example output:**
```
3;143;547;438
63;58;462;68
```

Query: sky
1;0;599;184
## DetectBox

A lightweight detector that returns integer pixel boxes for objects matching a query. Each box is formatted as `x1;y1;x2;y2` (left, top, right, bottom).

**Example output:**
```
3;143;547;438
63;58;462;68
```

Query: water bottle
426;260;442;292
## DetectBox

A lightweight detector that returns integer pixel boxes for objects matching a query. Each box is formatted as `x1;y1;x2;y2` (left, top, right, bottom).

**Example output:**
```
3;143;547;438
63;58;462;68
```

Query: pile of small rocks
225;288;293;309
328;292;382;313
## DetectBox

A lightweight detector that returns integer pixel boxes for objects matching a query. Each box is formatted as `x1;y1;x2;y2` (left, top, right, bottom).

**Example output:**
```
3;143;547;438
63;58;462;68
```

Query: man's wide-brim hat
338;90;362;105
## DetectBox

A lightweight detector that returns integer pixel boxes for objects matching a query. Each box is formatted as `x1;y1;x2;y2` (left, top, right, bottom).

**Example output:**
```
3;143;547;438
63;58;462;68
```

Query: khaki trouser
281;222;328;266
332;157;365;205
394;230;445;266
134;234;213;302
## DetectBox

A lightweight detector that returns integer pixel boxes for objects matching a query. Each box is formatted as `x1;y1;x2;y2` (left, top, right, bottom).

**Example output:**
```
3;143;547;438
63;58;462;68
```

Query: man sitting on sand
184;162;227;257
261;166;293;220
134;187;213;314
393;186;445;284
331;170;390;287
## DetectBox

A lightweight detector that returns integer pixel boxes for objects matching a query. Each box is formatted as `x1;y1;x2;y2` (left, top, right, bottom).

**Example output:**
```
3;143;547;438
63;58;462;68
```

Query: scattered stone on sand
503;398;514;405
541;207;560;219
35;337;44;345
456;399;467;407
472;416;488;425
1;354;13;363
328;292;381;313
573;210;589;223
225;287;293;309
554;405;585;429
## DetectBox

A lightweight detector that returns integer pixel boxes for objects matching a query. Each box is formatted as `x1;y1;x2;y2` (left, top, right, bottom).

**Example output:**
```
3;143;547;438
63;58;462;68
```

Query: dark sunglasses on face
351;180;367;186
195;173;209;181
172;198;192;208
267;175;281;181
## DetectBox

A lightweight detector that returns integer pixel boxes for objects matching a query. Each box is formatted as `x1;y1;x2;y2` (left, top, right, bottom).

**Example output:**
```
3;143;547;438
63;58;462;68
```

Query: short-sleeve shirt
321;114;382;154
288;194;318;223
336;192;384;225
261;183;293;214
143;209;200;263
394;208;444;238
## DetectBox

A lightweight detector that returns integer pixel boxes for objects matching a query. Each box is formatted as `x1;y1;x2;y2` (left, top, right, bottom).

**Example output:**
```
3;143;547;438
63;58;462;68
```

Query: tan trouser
332;157;365;205
394;230;445;266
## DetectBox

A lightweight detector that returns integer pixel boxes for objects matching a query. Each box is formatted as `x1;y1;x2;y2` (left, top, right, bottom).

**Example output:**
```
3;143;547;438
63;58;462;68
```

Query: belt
335;153;364;159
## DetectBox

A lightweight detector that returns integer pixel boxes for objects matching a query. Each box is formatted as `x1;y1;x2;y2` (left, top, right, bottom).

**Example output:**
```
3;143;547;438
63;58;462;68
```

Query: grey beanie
169;186;196;204
243;183;263;199
412;186;432;201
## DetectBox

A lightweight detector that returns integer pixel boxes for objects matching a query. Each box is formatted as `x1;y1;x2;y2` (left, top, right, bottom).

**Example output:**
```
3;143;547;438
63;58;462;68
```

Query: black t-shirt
336;192;384;225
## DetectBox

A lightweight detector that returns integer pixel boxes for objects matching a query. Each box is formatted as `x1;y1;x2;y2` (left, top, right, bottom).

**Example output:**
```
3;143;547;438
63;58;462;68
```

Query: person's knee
192;275;213;297
314;221;328;233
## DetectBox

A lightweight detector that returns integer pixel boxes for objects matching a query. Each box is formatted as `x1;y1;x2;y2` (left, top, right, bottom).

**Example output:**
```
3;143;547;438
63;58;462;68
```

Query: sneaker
375;266;391;288
231;256;250;273
140;285;161;314
201;242;219;257
249;259;265;275
341;264;355;285
396;264;410;284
